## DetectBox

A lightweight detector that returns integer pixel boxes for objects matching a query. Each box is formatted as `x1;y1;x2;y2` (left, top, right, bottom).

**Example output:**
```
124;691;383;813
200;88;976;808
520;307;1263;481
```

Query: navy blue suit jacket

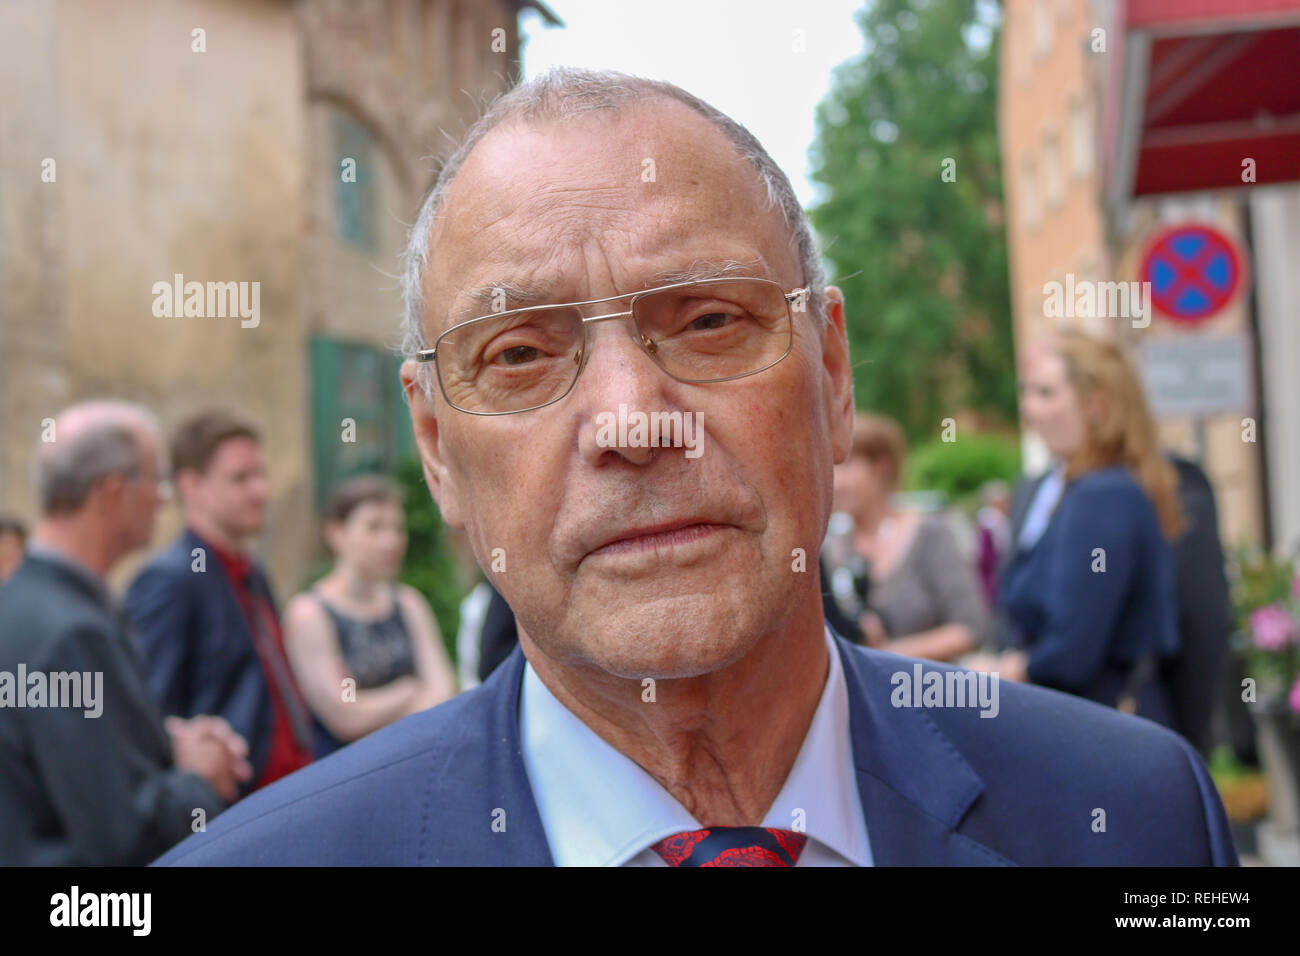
156;632;1237;865
125;530;278;789
1000;467;1180;724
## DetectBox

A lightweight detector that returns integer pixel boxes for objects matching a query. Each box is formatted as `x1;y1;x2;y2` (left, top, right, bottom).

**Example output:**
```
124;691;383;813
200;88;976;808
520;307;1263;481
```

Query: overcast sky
519;0;869;208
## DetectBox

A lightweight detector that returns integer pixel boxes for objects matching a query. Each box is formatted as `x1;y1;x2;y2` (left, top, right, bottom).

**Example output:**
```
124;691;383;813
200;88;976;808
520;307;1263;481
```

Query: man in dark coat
0;401;248;865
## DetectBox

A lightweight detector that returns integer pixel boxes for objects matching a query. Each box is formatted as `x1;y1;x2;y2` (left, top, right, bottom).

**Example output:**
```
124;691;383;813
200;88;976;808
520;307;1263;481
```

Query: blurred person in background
1164;454;1232;759
0;515;27;583
825;413;987;661
973;481;1011;608
456;577;519;691
0;401;246;864
990;333;1182;728
283;475;456;757
125;408;313;794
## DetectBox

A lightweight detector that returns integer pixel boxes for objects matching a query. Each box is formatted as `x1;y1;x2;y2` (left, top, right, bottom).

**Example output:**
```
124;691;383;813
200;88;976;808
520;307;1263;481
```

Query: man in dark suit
1001;453;1233;757
158;69;1235;866
1164;456;1235;758
0;401;248;865
126;409;314;793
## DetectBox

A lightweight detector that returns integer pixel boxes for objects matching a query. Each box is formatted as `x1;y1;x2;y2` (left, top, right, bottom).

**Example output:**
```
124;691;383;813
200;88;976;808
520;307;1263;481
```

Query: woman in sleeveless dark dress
284;476;456;757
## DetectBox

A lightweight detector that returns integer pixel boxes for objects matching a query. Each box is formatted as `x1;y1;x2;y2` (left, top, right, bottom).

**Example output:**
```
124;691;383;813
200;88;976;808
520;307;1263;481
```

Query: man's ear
95;473;127;513
400;359;465;529
322;518;344;557
174;468;199;512
820;286;855;465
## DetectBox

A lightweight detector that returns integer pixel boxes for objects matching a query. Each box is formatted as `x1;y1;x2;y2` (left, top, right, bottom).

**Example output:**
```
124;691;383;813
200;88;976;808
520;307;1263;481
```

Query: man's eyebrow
450;257;769;321
642;257;767;287
449;281;556;323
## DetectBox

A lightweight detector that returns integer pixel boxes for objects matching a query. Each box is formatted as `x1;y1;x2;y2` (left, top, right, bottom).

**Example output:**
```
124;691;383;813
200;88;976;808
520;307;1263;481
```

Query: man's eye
498;345;541;366
688;312;733;331
483;336;549;367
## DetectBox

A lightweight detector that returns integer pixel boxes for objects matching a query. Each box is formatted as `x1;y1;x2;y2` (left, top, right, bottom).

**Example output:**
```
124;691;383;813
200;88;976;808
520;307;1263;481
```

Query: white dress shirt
519;626;873;866
1017;460;1067;551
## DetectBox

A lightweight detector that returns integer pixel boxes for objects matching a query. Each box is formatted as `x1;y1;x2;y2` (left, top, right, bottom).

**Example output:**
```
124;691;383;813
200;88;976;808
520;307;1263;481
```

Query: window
1069;96;1092;178
1034;0;1052;58
1021;155;1040;230
1043;131;1063;209
333;112;377;251
1026;288;1045;326
310;337;414;510
1077;253;1099;285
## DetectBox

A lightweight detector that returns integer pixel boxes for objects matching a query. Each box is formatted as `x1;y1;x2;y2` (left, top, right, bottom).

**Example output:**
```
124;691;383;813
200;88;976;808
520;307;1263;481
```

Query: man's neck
31;520;118;579
186;514;246;556
521;597;830;827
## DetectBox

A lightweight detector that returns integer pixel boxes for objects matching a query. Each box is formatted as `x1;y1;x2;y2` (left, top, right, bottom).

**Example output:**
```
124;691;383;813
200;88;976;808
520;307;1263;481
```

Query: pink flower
1249;604;1294;651
1290;676;1300;715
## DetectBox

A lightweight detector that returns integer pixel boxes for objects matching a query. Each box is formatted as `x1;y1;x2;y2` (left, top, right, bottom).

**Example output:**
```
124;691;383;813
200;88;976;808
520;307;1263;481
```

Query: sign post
1138;224;1250;465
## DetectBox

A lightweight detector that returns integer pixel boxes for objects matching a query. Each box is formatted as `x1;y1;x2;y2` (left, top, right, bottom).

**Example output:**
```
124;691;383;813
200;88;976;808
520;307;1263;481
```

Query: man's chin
550;592;779;681
236;518;266;540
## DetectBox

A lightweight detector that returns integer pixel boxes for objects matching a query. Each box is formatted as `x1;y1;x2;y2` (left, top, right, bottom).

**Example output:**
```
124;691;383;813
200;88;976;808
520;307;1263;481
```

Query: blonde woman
995;333;1183;727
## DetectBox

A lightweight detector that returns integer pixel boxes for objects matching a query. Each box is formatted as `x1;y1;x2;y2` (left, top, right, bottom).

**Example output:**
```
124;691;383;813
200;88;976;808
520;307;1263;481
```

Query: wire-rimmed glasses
415;276;808;415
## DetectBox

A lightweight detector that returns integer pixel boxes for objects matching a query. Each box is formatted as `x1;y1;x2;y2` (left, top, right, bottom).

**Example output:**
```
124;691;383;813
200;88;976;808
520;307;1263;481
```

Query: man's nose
573;323;673;467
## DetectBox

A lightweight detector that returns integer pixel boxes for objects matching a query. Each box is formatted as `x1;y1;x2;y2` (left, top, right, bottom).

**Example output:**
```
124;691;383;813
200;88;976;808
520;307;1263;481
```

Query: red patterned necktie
651;826;808;867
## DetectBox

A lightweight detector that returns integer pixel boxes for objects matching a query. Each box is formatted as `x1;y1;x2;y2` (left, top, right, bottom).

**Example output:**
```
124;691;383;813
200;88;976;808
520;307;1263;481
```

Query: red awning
1104;0;1300;207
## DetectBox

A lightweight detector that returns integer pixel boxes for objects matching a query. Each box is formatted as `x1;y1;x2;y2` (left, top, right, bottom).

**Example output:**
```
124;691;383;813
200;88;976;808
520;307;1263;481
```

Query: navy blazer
125;530;278;789
155;631;1236;865
1000;467;1180;723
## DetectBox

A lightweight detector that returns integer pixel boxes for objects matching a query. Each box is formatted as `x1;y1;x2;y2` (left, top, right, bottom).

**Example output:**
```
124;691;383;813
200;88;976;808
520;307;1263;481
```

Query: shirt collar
519;626;871;867
192;528;253;583
25;542;114;612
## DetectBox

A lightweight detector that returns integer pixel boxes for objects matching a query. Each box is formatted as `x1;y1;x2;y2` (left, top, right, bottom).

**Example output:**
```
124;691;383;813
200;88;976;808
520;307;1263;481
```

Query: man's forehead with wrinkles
419;97;800;340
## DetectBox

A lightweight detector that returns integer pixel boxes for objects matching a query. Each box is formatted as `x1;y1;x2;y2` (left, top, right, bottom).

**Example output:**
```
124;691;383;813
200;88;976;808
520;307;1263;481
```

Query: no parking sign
1139;224;1248;325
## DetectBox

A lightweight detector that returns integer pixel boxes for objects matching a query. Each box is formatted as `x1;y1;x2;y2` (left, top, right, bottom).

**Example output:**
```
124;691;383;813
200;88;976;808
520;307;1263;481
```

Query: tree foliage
809;0;1015;441
395;456;463;665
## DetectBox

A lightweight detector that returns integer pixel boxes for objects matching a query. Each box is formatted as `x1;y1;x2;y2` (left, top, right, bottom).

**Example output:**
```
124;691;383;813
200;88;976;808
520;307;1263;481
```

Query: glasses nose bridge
582;309;634;328
574;295;663;380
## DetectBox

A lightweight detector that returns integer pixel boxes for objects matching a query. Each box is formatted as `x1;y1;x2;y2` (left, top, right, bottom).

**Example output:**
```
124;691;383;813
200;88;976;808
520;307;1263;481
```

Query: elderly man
157;69;1235;866
0;401;250;865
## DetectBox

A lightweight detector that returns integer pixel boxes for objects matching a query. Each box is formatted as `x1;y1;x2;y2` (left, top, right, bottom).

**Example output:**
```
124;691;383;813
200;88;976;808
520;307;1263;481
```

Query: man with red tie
158;68;1235;866
127;409;313;794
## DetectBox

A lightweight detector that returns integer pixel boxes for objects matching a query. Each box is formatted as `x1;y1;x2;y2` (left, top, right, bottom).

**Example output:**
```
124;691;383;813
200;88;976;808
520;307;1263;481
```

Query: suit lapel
835;633;1013;865
430;645;554;865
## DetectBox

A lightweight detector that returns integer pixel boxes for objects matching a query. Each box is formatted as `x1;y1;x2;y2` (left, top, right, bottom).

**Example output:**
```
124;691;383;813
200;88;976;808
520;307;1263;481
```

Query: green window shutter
310;337;341;512
310;338;411;511
334;112;377;251
389;353;416;465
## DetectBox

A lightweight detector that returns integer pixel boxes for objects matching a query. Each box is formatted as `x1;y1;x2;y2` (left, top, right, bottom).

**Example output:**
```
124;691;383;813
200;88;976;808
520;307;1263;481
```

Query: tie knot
651;826;807;867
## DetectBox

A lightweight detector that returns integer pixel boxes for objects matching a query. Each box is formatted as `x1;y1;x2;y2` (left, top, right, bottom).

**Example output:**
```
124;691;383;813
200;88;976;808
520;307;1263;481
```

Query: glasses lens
633;279;792;382
437;306;583;413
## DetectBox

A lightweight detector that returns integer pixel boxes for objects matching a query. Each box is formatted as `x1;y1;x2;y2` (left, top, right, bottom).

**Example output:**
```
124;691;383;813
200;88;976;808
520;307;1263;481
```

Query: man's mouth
585;520;731;559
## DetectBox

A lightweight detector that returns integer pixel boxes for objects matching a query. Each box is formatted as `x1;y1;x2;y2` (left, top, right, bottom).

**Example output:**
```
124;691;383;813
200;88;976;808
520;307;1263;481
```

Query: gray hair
36;401;159;515
400;67;827;396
